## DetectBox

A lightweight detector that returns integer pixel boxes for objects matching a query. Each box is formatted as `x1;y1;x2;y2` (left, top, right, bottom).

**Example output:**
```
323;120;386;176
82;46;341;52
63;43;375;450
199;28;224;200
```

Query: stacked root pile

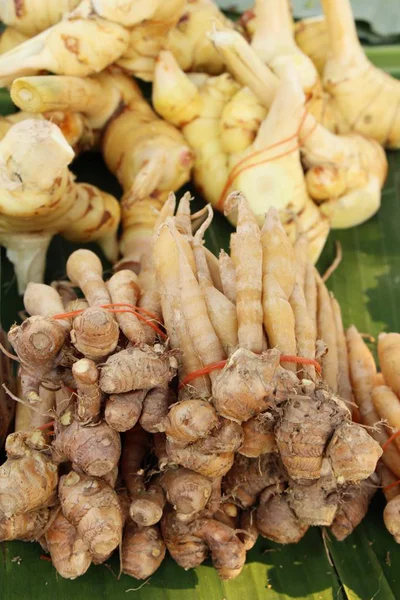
0;0;394;292
0;192;382;581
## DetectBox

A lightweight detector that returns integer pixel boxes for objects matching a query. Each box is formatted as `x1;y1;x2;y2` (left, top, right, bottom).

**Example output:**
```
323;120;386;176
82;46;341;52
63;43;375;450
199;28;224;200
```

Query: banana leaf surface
2;20;400;600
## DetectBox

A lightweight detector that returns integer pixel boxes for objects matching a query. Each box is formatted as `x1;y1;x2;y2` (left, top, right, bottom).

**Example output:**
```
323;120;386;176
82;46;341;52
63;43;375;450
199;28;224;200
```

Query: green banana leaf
2;26;400;600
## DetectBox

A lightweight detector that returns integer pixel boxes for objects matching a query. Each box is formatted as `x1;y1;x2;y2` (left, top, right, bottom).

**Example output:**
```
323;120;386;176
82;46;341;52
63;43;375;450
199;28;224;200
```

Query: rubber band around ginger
179;354;322;389
217;110;317;210
384;479;400;493
382;430;400;452
52;304;167;339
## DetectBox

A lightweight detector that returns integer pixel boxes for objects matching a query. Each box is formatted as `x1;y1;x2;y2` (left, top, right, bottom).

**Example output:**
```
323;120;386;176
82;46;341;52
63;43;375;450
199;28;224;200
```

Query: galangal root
0;194;384;581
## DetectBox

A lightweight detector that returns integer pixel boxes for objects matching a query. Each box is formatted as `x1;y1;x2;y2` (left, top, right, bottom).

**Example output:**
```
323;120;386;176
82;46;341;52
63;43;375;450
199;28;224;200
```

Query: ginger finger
0;507;50;542
160;467;212;522
239;511;259;550
224;453;281;508
372;385;400;451
225;192;263;354
53;412;121;477
45;510;92;580
0;431;58;517
331;296;353;408
59;471;123;564
378;333;400;398
100;346;177;395
256;484;309;544
0;2;130;85
139;386;171;434
162;400;219;447
121;521;166;579
105;390;147;433
66;249;111;307
72;359;102;423
219;249;236;304
0;0;80;36
290;281;316;379
24;282;70;332
107;270;145;344
239;412;277;458
304;261;317;329
15;384;56;432
70;307;119;362
316;272;338;391
330;476;378;541
347;325;400;478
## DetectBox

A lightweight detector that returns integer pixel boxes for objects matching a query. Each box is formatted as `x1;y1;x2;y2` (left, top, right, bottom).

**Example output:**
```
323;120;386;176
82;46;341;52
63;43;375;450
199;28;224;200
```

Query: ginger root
45;510;92;579
121;521;166;579
59;470;123;564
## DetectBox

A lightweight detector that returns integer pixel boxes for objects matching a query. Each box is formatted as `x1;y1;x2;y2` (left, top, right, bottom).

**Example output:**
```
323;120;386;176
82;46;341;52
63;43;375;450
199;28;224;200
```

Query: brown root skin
239;412;277;457
160;468;212;521
8;316;65;401
239;511;259;551
256;485;309;544
330;477;377;541
224;454;282;508
107;270;145;344
53;417;121;477
71;307;119;362
192;518;246;580
0;431;58;517
129;482;166;527
122;521;166;580
99;345;178;394
139;386;172;433
153;433;169;471
275;388;350;482
384;495;400;543
66;249;111;307
161;509;208;570
0;507;50;542
120;427;150;498
72;358;102;423
101;466;118;490
288;460;338;526
59;471;123;564
327;422;382;484
105;390;147;432
166;440;234;478
0;327;15;446
165;420;243;478
212;348;299;423
45;510;91;580
162;399;219;446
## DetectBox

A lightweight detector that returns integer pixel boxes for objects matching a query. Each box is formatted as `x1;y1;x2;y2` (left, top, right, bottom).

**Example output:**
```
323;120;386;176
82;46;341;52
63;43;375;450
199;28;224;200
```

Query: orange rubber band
217;110;318;211
382;430;400;452
36;420;55;431
179;354;322;389
384;479;400;493
52;304;166;339
178;360;227;389
280;355;322;375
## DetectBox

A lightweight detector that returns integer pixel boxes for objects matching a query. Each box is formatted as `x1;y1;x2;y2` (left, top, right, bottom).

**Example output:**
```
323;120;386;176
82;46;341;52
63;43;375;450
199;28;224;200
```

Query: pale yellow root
66;249;111;307
294;235;309;290
290;282;316;379
304;261;318;331
331;296;353;407
219;250;236;304
347;325;400;478
373;385;400;452
107;270;144;344
0;3;130;85
0;28;29;54
72;358;101;423
15;384;56;432
172;225;225;382
261;207;296;370
225;193;263;354
23;282;70;332
316;272;338;391
378;333;400;398
294;17;329;76
0;1;80;36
